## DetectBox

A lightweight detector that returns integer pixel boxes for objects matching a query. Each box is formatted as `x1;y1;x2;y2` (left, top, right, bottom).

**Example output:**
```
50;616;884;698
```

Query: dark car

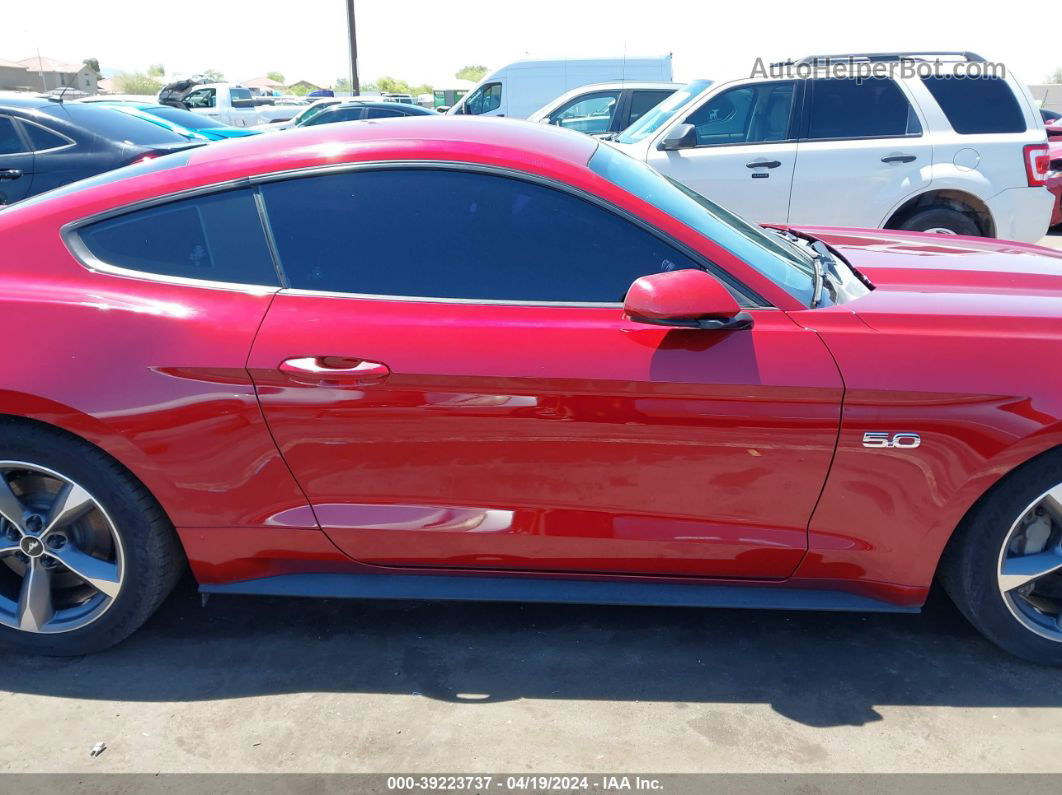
0;96;203;204
299;101;436;127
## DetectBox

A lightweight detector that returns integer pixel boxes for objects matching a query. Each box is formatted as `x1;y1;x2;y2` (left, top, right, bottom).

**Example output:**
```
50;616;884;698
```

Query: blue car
89;101;260;141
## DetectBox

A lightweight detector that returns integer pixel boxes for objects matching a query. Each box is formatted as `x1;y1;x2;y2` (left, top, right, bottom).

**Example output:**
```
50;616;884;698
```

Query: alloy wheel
0;462;124;634
922;227;959;234
997;484;1062;642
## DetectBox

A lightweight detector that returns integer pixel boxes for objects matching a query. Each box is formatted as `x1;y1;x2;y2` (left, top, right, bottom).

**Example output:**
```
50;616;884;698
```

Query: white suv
608;52;1054;241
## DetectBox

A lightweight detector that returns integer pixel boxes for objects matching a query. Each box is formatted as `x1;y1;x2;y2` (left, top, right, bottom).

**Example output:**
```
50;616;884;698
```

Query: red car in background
2;118;1062;664
1043;108;1062;141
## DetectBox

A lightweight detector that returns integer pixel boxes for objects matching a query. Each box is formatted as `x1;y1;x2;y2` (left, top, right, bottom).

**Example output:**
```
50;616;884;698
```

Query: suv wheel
0;424;183;655
898;207;982;236
941;452;1062;665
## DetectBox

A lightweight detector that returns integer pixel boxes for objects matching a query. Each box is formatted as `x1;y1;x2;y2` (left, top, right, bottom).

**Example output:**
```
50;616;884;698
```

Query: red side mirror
624;269;753;331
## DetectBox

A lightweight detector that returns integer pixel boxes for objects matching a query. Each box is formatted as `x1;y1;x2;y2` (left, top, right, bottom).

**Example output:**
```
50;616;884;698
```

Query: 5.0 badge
862;432;921;449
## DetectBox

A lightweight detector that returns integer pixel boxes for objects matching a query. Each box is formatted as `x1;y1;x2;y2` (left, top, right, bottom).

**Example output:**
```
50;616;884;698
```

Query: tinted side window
306;107;363;125
627;90;676;126
921;76;1026;134
807;78;920;139
0;117;28;155
364;107;404;119
466;83;502;115
686;82;794;146
549;91;620;134
78;189;278;286
261;169;699;303
22;121;70;151
230;88;256;109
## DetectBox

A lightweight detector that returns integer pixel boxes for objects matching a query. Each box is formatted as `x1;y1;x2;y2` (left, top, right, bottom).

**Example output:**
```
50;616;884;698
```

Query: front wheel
941;451;1062;665
0;423;183;655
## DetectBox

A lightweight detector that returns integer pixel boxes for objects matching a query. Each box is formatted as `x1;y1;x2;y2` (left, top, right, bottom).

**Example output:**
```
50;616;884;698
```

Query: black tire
940;450;1062;666
0;421;184;655
897;206;982;236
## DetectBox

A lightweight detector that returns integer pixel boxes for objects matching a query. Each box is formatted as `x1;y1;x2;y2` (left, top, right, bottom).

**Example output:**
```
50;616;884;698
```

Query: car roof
5;117;600;222
0;94;59;110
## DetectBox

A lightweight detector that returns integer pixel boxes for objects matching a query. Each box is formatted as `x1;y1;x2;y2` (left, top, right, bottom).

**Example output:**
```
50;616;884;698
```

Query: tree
83;58;101;76
335;77;352;92
147;63;165;77
455;64;488;82
201;68;225;82
288;83;312;96
113;72;163;95
1047;67;1062;84
267;71;285;83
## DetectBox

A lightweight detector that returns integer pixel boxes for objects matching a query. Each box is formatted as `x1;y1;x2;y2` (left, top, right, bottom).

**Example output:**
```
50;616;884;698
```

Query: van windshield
616;79;713;144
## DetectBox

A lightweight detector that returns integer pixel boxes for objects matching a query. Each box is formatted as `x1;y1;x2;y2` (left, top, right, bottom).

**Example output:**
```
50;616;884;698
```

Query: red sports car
2;118;1062;664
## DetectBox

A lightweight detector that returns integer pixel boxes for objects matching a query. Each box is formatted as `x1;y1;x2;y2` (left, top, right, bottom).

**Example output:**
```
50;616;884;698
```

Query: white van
447;56;673;119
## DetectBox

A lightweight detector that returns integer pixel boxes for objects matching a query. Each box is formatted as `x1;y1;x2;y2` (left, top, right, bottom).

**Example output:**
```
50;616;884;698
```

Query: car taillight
1024;144;1050;186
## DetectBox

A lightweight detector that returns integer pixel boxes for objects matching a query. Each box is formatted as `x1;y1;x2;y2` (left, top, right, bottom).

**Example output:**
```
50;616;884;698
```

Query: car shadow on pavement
2;574;1058;728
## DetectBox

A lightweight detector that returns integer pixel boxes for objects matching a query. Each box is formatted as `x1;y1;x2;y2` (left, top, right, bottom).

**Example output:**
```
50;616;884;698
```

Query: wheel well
885;190;995;237
935;444;1062;585
0;413;174;529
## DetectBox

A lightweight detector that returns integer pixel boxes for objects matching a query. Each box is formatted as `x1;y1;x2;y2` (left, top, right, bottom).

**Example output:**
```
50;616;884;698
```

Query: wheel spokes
999;548;1062;592
48;545;121;599
41;482;94;538
18;559;54;632
0;544;18;556
0;475;26;533
1040;485;1062;524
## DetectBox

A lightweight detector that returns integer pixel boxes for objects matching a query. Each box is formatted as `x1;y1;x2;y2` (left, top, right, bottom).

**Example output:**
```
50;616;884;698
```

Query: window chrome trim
60;159;772;308
19;118;76;153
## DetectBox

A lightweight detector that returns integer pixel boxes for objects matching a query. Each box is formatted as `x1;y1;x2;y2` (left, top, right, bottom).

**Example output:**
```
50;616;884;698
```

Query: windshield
616;79;713;144
148;106;226;130
588;144;815;304
42;104;190;147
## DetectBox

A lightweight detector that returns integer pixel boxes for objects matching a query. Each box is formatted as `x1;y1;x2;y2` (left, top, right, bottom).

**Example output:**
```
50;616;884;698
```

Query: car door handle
0;169;22;181
881;154;917;164
279;356;391;385
746;159;781;169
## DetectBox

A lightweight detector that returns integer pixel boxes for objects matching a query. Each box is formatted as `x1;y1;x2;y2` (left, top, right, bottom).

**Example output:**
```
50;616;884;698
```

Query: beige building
0;56;98;94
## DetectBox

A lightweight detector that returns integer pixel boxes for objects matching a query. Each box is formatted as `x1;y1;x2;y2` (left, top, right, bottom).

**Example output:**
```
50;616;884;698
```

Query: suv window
685;82;795;146
627;89;675;126
21;120;70;151
549;91;620;134
184;89;217;109
920;76;1026;134
306;107;363;126
465;83;502;115
0;116;27;155
806;78;920;140
260;169;700;303
77;189;278;286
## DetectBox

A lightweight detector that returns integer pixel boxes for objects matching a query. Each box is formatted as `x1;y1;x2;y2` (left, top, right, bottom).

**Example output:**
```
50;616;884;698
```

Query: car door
0;115;34;205
248;166;842;579
646;81;800;224
787;77;931;228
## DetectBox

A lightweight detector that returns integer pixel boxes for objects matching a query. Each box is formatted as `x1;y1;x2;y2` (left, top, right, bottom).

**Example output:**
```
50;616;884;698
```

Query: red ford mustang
2;117;1062;663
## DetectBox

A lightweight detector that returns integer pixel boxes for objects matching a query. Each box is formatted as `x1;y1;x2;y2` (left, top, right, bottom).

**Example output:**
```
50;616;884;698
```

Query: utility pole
345;0;360;95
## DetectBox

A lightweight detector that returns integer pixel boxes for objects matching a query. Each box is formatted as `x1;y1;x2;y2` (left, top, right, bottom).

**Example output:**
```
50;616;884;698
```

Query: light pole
345;0;360;95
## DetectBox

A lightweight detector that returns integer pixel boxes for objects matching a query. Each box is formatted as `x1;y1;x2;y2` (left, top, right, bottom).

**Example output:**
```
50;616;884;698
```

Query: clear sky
6;0;1058;89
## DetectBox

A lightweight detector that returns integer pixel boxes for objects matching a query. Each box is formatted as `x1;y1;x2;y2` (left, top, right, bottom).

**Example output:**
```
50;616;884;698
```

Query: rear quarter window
76;188;279;286
920;76;1026;134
